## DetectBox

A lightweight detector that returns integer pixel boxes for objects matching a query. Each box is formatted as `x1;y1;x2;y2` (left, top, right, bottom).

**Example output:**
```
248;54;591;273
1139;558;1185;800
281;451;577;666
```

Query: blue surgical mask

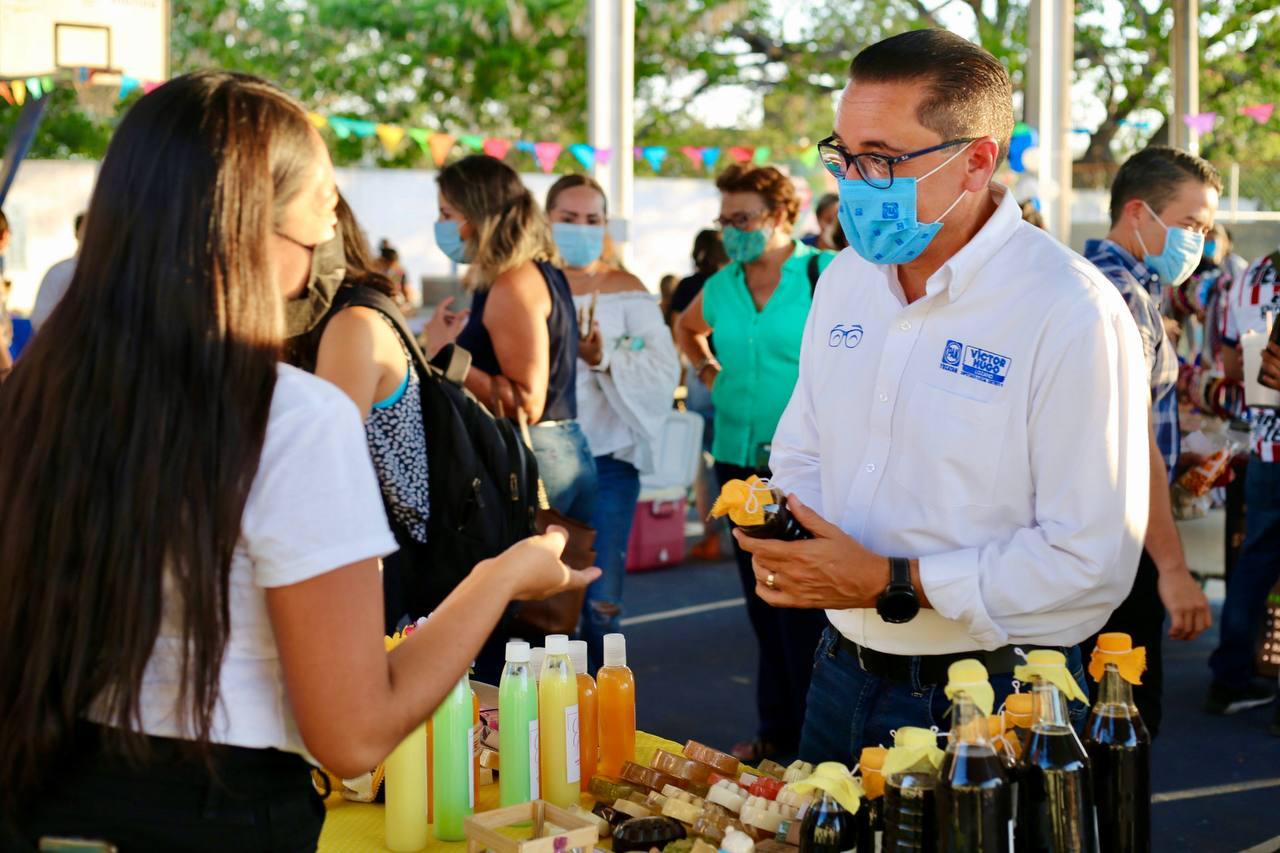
1135;201;1204;286
434;220;470;264
837;142;972;266
722;225;770;264
553;222;606;269
1203;239;1217;259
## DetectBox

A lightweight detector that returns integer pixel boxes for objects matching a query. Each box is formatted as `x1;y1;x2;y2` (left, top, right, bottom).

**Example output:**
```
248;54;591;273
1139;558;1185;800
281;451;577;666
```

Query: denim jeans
716;461;828;753
581;454;641;672
1210;456;1280;689
530;420;598;526
799;626;1089;763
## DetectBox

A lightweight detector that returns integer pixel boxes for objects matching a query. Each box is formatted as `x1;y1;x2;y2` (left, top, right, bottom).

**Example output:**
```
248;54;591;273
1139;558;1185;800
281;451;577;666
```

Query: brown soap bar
613;816;688;853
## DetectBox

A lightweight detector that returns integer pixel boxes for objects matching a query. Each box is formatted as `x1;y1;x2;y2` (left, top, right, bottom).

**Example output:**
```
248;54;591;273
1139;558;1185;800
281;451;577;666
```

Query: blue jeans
1210;456;1280;689
581;455;641;672
530;420;598;526
799;626;1089;763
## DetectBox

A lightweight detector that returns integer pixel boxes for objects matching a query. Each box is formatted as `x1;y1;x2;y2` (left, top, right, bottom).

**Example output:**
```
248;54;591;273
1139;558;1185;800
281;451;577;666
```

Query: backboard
0;0;169;81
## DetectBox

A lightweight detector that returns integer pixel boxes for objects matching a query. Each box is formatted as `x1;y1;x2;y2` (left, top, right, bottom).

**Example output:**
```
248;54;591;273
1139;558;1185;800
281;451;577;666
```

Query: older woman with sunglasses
675;164;836;764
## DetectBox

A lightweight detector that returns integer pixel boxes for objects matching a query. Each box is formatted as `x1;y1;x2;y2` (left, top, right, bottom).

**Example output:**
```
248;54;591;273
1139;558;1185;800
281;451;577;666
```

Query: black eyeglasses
817;136;976;189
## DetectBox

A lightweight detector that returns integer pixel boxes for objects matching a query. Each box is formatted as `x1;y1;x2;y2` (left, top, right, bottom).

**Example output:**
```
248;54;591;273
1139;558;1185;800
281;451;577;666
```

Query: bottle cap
603;633;627;667
893;727;937;750
545;634;570;655
506;641;531;663
569;640;589;675
1004;693;1034;727
858;747;886;772
1096;632;1134;653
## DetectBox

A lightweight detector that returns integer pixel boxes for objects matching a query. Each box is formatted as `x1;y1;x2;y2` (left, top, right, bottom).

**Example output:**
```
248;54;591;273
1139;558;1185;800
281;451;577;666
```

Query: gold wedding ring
765;572;777;589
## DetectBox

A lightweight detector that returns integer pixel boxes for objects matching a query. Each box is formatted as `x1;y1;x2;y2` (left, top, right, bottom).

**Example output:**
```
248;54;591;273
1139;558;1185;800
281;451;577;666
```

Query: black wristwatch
876;557;920;624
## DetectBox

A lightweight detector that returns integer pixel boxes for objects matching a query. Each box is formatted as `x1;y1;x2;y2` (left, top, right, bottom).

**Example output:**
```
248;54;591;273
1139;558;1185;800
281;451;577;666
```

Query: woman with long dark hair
441;155;596;526
0;72;592;851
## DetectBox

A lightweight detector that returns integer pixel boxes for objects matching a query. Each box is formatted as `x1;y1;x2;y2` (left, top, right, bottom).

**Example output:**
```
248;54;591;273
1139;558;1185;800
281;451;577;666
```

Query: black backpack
322;285;540;622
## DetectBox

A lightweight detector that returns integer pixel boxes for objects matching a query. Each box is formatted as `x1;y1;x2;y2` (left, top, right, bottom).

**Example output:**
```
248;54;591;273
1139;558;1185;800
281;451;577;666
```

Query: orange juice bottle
597;633;636;778
570;640;599;791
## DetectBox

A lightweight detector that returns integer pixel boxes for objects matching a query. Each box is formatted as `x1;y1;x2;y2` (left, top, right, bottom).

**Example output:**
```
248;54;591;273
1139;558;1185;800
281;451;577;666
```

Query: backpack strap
807;253;822;294
431;343;472;386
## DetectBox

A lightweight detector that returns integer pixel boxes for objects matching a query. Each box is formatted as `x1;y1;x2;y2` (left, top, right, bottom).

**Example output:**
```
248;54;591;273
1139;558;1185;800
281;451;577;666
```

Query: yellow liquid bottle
569;640;599;791
597;633;636;778
538;634;581;807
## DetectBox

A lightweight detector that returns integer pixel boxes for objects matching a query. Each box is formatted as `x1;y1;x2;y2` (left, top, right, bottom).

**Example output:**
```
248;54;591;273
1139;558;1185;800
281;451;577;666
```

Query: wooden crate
464;801;599;853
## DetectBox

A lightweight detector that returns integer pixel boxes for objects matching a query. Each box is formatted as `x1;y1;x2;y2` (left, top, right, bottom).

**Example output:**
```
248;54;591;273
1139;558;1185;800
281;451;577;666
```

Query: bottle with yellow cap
882;727;943;852
937;691;1011;852
857;747;887;853
794;764;863;853
1016;678;1098;852
1084;633;1150;853
708;475;813;541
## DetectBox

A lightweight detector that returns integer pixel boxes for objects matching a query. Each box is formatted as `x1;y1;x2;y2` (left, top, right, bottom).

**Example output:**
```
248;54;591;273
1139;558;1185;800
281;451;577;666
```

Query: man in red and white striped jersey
1208;247;1280;727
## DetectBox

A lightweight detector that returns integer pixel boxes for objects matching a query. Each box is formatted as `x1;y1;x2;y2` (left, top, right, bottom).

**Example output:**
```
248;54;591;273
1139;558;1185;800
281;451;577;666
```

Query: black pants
716;462;829;754
1081;550;1165;738
4;723;324;852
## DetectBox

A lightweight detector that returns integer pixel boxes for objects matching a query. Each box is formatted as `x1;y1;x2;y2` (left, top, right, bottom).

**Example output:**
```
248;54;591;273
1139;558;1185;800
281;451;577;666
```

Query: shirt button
865;463;876;473
878;392;889;403
899;321;912;331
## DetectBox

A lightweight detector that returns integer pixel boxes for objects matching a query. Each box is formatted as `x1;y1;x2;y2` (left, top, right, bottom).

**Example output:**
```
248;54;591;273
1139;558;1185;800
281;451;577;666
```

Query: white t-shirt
30;257;76;331
90;364;398;755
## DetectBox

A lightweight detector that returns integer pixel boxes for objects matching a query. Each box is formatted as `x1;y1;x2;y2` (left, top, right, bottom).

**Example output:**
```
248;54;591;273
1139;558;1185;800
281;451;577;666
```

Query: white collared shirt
770;186;1149;655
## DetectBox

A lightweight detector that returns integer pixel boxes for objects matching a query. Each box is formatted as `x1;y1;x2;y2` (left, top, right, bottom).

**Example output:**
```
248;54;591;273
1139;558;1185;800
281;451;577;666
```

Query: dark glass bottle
1016;682;1099;852
937;694;1012;852
1084;664;1151;852
800;792;860;853
859;747;887;853
738;485;813;541
883;759;938;852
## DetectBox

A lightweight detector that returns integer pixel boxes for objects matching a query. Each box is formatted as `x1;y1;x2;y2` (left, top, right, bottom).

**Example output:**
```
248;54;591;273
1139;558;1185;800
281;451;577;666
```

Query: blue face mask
435;220;470;264
837;142;972;266
1135;201;1204;286
721;225;770;264
553;222;606;269
1203;239;1217;259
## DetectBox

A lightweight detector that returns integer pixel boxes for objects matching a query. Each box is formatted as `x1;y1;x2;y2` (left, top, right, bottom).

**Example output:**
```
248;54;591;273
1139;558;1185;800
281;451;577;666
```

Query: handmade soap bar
613;798;653;820
720;826;757;853
782;761;813;784
738;771;761;789
684;741;741;777
646;790;670;811
613;816;688;853
591;775;637;803
740;797;798;837
748;777;785;801
775;787;814;812
592;802;627;829
707;779;748;813
693;808;746;844
621;761;682;793
569;804;612;836
663;797;704;826
662;785;707;809
654;749;715;785
755;760;787;780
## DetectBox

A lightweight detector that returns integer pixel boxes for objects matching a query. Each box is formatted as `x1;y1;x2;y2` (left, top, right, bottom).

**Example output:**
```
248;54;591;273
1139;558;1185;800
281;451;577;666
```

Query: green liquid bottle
499;641;540;806
432;670;474;841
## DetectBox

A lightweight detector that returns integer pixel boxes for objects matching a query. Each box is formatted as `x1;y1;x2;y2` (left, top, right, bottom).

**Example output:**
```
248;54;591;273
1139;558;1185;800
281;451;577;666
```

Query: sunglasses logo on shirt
828;324;864;349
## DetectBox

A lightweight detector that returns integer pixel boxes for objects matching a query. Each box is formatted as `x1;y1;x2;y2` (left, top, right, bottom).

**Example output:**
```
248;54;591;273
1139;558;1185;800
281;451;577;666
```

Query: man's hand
1259;340;1280;391
1158;565;1212;641
734;495;888;609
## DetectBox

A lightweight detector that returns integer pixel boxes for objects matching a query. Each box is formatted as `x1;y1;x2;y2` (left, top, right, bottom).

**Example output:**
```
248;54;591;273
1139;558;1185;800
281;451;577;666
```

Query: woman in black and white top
0;72;595;851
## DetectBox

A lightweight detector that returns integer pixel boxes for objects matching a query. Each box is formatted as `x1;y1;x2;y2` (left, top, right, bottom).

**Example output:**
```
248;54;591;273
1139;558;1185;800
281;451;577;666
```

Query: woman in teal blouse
676;164;836;763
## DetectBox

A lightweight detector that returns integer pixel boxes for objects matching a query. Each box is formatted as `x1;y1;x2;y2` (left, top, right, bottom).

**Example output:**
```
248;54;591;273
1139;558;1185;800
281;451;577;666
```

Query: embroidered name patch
940;339;1011;387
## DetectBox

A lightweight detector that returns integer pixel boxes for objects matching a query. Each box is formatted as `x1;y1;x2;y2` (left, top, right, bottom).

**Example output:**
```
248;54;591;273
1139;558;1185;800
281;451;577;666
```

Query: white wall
2;159;98;313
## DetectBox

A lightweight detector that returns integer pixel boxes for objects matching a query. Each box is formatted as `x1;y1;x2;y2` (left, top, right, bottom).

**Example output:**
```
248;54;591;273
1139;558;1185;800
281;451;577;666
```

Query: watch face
877;588;920;624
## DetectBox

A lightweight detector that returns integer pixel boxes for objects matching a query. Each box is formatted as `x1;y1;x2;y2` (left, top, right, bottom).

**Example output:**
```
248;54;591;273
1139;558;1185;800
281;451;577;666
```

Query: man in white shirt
736;29;1150;759
30;212;85;332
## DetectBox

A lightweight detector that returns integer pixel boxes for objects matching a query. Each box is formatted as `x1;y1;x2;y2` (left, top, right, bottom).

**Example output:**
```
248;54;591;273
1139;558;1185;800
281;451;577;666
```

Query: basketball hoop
72;72;121;120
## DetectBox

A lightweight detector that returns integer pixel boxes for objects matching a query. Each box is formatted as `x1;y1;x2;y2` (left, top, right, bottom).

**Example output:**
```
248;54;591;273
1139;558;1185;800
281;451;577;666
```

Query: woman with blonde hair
441;155;596;527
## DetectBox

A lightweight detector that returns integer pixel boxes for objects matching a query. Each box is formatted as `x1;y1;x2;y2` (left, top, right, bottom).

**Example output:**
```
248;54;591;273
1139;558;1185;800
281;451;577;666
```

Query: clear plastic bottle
1085;663;1151;853
570;640;600;791
937;693;1012;852
432;671;474;841
598;633;636;777
538;634;581;807
498;641;540;806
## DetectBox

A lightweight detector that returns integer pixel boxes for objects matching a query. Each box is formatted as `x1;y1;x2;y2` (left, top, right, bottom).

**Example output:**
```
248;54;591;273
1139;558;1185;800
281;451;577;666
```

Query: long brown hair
0;71;319;809
437;154;557;290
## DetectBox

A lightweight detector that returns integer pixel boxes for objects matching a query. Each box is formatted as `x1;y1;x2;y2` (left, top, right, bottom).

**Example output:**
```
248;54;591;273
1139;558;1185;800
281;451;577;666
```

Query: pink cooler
624;411;704;573
626;492;687;572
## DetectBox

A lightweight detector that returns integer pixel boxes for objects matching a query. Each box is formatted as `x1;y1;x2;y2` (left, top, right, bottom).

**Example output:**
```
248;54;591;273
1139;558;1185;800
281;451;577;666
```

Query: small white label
529;719;541;800
565;704;581;784
468;724;476;809
1008;820;1015;850
874;830;882;853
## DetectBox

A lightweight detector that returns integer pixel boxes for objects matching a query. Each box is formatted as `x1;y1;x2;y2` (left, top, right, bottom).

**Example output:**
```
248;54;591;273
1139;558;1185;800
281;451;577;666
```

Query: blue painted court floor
620;556;1280;852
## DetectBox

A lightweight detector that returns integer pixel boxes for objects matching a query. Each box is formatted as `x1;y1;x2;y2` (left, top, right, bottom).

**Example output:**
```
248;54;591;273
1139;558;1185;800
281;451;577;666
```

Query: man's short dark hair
815;193;839;215
1108;146;1222;227
849;29;1014;165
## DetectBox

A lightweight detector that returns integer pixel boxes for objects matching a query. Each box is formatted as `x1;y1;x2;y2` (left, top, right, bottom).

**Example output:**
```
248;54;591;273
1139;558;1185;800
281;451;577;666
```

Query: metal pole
587;0;635;269
614;0;635;268
1172;0;1199;153
587;0;614;195
1052;0;1073;245
1031;0;1073;244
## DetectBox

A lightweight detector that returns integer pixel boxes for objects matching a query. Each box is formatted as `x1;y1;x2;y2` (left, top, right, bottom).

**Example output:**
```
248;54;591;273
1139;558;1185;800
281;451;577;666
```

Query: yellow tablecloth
319;732;683;853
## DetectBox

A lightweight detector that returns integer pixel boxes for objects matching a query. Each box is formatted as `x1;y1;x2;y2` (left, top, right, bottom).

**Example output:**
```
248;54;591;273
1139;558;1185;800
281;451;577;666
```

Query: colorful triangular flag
535;141;563;173
752;146;772;165
407;128;430;155
459;134;485;152
729;146;754;164
595;148;613;166
119;76;140;100
483;138;512;160
0;82;12;106
682;146;704;168
1241;103;1275;124
350;120;377;139
142;81;163;95
26;77;41;99
1182;112;1217;134
798;147;821;169
12;79;25;106
642;146;667;172
700;147;721;171
569;143;595;170
429;132;455;167
514;140;537;154
328;116;356;140
307;112;327;130
376;123;406;156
